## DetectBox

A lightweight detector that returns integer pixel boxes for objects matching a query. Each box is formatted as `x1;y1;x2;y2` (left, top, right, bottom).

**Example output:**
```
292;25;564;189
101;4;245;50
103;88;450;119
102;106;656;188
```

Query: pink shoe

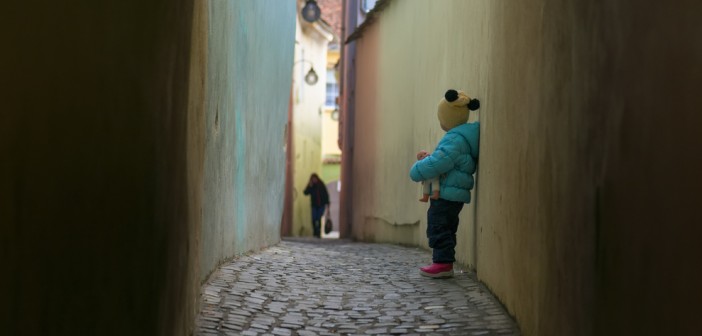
419;263;454;278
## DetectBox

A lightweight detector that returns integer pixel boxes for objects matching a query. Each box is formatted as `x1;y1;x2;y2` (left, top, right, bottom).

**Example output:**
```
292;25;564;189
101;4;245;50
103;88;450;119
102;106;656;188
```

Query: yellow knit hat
437;89;480;131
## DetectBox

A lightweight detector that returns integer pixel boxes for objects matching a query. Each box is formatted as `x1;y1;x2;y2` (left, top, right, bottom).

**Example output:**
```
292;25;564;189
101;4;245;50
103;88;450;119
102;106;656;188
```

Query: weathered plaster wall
1;0;295;335
352;0;487;263
351;0;702;335
586;2;702;335
477;1;597;334
1;1;197;335
322;110;341;157
198;0;296;281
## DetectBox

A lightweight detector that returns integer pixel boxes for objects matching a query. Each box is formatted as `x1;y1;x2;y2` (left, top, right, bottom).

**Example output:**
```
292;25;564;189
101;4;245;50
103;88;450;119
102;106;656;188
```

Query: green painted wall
197;0;296;281
350;0;702;335
321;163;341;183
1;0;295;335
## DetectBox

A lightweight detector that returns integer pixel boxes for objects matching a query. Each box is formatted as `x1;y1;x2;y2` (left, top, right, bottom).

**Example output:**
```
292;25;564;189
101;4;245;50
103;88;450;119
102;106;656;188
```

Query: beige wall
322;109;341;157
352;0;486;260
291;17;332;236
350;0;702;335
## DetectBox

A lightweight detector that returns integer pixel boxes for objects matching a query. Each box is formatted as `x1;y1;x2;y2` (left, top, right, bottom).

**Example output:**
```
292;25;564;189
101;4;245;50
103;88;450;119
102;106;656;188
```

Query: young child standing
410;89;480;278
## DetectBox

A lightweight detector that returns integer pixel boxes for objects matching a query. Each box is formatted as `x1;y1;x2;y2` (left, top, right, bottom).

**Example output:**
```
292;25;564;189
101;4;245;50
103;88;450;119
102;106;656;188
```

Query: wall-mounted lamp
301;0;321;23
293;60;318;86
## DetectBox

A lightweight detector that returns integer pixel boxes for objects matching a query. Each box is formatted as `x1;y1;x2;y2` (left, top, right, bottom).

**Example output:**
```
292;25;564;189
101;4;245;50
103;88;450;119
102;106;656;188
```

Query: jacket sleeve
469;122;480;161
410;135;459;182
303;185;312;195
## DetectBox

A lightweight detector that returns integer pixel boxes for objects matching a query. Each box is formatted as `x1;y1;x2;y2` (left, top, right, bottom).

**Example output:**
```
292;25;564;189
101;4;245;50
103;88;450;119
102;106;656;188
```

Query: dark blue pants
311;206;325;237
427;198;464;263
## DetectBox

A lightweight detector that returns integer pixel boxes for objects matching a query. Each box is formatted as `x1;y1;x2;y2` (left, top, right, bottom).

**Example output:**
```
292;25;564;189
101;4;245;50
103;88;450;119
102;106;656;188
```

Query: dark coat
303;182;330;208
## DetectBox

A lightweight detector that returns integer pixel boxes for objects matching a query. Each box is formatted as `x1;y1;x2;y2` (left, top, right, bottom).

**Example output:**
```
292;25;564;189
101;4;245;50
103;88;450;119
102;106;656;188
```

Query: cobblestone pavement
196;238;520;336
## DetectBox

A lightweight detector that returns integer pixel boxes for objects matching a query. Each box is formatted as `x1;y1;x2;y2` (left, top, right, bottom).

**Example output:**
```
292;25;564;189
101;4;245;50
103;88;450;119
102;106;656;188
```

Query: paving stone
199;332;219;336
425;318;446;324
272;327;292;336
419;324;441;329
196;239;520;335
222;323;243;332
390;328;409;334
249;323;269;330
296;330;318;336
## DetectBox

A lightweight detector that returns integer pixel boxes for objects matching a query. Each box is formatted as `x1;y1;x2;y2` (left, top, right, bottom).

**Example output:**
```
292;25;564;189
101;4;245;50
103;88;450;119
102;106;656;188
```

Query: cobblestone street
196;238;519;335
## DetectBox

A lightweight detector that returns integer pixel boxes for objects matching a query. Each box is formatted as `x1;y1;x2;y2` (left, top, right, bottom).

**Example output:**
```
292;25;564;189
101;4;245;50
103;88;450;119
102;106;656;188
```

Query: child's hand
416;150;429;160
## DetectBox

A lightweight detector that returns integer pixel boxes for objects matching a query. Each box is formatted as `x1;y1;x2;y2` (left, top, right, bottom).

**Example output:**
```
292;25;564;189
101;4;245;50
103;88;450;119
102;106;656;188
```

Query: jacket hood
448;123;476;140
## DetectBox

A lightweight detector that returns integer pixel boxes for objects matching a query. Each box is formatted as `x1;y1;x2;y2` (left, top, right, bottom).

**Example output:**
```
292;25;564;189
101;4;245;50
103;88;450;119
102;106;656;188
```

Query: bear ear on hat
445;89;459;102
468;98;480;111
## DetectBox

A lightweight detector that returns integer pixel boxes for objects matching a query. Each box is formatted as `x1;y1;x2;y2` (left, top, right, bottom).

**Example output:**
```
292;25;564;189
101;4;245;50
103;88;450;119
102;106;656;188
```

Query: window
325;70;339;108
361;0;377;14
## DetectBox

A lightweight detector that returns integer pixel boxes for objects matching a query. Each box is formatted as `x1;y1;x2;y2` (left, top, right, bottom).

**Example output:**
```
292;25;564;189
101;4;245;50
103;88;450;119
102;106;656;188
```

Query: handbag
324;217;333;234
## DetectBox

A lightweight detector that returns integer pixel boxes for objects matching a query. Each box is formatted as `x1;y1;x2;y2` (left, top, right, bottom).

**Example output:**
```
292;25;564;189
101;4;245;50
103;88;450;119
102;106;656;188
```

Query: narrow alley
4;0;702;336
196;239;518;336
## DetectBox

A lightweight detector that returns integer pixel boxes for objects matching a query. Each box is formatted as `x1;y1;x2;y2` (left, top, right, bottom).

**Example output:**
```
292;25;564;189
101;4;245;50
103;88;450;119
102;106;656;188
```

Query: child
410;89;480;278
418;151;440;202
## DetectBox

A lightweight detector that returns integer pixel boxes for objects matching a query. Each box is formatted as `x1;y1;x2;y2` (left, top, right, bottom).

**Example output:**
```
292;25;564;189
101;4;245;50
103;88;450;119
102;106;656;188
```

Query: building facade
340;0;702;335
288;1;335;237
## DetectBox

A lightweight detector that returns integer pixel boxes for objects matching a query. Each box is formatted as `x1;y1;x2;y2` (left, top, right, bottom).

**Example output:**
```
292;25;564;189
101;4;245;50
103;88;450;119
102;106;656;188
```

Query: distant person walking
303;173;330;238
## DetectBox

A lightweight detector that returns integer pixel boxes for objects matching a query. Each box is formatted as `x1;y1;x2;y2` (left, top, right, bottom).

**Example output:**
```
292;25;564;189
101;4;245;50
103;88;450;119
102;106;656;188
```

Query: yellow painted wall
350;0;702;335
322;109;340;157
322;49;341;158
291;18;332;236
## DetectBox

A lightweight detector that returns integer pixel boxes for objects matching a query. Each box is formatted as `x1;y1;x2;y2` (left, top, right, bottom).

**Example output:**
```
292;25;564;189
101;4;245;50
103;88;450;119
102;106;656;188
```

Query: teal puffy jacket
410;122;480;203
